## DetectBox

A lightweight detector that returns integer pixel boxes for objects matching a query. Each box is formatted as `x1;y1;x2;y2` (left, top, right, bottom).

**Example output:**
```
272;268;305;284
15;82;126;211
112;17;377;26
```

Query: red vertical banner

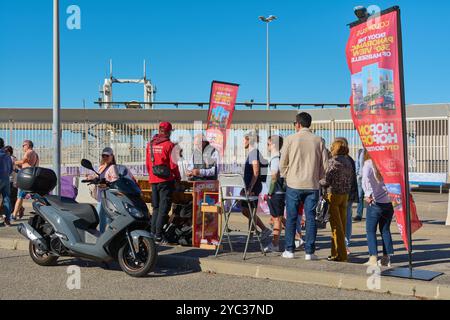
346;7;422;249
206;81;239;157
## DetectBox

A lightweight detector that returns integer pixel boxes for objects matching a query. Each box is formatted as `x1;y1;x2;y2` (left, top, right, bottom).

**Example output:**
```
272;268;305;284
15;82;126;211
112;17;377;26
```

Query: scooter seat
46;196;99;229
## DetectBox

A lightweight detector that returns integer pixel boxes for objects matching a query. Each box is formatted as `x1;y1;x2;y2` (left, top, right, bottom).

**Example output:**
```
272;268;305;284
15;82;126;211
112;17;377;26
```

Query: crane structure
99;60;156;109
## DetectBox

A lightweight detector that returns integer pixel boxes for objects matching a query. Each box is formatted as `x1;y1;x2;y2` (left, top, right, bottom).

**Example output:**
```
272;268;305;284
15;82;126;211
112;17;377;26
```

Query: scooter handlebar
81;178;110;187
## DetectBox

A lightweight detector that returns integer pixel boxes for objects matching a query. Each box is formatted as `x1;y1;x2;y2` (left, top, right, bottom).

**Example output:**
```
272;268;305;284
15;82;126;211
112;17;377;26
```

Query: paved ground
1;191;449;299
3;192;449;275
0;249;414;300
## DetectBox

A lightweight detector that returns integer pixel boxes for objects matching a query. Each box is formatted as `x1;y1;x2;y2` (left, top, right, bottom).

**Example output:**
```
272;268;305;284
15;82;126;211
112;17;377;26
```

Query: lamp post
259;15;277;111
53;0;61;195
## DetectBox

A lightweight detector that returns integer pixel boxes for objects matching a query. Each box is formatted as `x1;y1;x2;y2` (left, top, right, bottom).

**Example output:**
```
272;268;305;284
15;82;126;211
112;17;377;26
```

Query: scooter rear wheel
29;242;58;266
118;237;157;277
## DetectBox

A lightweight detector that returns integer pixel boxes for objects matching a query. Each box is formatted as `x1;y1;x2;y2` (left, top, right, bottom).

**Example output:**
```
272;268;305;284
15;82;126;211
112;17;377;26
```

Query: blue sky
0;0;449;109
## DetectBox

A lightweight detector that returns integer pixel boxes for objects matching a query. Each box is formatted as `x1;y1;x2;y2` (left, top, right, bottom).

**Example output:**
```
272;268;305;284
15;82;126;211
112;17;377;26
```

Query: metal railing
1;117;448;180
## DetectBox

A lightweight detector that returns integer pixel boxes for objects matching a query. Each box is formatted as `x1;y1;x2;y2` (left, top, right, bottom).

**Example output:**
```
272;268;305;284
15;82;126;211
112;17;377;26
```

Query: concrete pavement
1;191;449;300
0;249;415;300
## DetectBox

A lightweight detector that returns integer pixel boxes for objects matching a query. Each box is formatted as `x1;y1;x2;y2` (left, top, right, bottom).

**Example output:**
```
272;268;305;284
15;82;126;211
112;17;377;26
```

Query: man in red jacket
146;122;181;242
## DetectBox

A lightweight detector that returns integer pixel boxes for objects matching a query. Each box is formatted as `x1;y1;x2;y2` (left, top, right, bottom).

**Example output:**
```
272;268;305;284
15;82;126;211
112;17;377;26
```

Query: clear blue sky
0;0;449;109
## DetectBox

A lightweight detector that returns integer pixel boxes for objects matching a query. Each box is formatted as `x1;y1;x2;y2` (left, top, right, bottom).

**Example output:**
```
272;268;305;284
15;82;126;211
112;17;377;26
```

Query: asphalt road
0;249;414;300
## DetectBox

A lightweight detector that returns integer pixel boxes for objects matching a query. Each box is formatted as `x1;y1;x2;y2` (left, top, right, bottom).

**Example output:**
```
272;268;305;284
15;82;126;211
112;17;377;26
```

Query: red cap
159;122;173;132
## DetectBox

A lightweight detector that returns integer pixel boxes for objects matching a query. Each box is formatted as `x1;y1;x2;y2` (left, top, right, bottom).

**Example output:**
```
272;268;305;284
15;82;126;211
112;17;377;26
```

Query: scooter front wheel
118;237;157;277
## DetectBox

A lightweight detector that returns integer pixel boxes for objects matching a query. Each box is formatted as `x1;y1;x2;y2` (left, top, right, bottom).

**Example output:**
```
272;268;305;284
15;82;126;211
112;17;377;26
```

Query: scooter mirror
81;159;96;172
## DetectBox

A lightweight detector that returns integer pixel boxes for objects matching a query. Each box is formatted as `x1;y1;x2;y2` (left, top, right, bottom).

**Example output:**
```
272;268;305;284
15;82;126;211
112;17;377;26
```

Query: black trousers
151;181;175;239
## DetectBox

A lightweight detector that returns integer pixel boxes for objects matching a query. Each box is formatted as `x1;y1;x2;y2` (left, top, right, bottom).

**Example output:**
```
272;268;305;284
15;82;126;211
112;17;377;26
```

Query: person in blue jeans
280;113;329;260
285;188;320;259
0;138;13;227
362;150;394;267
354;148;366;222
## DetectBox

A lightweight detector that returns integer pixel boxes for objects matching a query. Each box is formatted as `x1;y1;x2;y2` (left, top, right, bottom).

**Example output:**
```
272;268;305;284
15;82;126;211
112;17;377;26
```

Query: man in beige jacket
280;112;329;260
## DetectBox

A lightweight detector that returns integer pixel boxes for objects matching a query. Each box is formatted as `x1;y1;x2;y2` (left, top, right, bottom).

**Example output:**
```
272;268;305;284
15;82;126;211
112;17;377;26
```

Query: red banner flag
346;7;422;249
206;81;239;157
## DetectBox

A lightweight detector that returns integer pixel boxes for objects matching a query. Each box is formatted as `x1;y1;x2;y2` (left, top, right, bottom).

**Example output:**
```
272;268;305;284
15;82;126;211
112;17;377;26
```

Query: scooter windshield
110;177;142;196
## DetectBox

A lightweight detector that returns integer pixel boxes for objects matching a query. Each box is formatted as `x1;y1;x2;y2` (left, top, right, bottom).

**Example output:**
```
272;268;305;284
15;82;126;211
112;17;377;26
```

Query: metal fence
0;117;448;179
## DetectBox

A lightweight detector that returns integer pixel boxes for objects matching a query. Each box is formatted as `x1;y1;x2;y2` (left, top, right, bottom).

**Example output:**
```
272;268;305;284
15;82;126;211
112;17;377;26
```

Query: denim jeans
356;177;365;219
0;177;12;220
345;200;353;248
366;202;395;256
285;187;319;254
97;202;111;233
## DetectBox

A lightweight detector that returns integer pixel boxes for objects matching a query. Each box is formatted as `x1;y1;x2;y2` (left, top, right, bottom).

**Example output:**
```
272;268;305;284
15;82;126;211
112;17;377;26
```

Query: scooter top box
17;167;57;196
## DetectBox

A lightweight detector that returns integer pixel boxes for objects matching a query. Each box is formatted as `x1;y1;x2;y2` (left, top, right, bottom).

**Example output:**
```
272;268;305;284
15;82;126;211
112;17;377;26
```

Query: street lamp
53;0;61;195
259;15;277;110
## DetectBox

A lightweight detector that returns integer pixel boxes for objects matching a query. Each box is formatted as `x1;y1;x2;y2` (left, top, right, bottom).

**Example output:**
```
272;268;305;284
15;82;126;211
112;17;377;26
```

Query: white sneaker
305;254;319;261
282;250;295;259
264;243;280;253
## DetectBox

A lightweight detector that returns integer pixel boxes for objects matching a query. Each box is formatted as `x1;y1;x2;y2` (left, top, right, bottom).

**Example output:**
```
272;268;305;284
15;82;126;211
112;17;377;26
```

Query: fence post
83;120;88;161
446;116;450;226
330;119;336;143
9;120;14;146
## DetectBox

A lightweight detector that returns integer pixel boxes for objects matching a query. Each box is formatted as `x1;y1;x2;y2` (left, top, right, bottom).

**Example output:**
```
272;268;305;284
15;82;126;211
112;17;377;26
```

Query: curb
157;254;450;300
2;237;449;300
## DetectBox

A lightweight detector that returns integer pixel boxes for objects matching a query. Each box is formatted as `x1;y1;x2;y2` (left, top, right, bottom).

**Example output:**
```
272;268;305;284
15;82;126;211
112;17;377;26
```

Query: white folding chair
215;174;265;260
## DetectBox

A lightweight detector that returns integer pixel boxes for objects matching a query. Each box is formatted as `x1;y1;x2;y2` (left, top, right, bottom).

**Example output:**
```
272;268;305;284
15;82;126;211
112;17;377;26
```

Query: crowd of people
0;139;39;227
143;113;395;266
0;112;395;266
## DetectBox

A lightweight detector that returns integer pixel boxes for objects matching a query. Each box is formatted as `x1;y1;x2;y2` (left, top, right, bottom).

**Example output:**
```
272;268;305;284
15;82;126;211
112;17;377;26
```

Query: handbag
89;182;99;201
150;142;171;179
315;189;330;229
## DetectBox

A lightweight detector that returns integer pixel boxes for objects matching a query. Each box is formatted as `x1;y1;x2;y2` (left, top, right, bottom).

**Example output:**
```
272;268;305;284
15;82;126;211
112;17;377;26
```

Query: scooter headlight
124;202;144;219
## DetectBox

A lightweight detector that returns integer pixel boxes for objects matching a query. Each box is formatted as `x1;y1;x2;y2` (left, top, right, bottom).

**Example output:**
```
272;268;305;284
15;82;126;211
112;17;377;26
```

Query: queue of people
0;115;395;266
142;113;394;266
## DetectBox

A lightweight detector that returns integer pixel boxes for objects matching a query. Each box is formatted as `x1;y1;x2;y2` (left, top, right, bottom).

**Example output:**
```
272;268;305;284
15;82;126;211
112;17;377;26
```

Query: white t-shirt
266;154;284;195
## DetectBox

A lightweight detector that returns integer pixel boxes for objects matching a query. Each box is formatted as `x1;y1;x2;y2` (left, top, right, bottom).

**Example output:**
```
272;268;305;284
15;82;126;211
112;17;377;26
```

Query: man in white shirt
186;134;219;181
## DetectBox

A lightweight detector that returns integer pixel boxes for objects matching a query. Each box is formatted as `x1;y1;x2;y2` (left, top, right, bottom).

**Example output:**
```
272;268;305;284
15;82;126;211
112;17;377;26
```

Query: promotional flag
206;81;239;157
346;7;422;249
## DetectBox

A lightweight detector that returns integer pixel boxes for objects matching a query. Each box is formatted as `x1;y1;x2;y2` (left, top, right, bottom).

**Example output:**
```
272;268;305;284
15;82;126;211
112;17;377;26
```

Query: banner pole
53;0;61;196
396;8;414;277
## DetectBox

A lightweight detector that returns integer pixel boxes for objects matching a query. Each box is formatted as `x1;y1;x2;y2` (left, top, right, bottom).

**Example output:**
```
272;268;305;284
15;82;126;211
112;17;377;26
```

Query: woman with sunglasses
92;147;119;233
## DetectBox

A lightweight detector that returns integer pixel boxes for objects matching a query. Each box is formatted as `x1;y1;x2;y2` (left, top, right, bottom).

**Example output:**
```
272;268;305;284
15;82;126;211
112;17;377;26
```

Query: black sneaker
4;217;11;227
353;216;362;222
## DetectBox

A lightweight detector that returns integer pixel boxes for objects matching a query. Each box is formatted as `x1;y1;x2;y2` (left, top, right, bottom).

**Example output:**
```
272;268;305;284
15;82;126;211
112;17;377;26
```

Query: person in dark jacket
320;139;355;262
0;138;13;227
335;138;359;254
146;122;181;243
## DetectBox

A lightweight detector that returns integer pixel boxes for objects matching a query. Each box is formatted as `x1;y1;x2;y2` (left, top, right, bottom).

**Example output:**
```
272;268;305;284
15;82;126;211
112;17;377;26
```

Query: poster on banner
192;180;220;248
206;81;239;156
346;7;422;249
